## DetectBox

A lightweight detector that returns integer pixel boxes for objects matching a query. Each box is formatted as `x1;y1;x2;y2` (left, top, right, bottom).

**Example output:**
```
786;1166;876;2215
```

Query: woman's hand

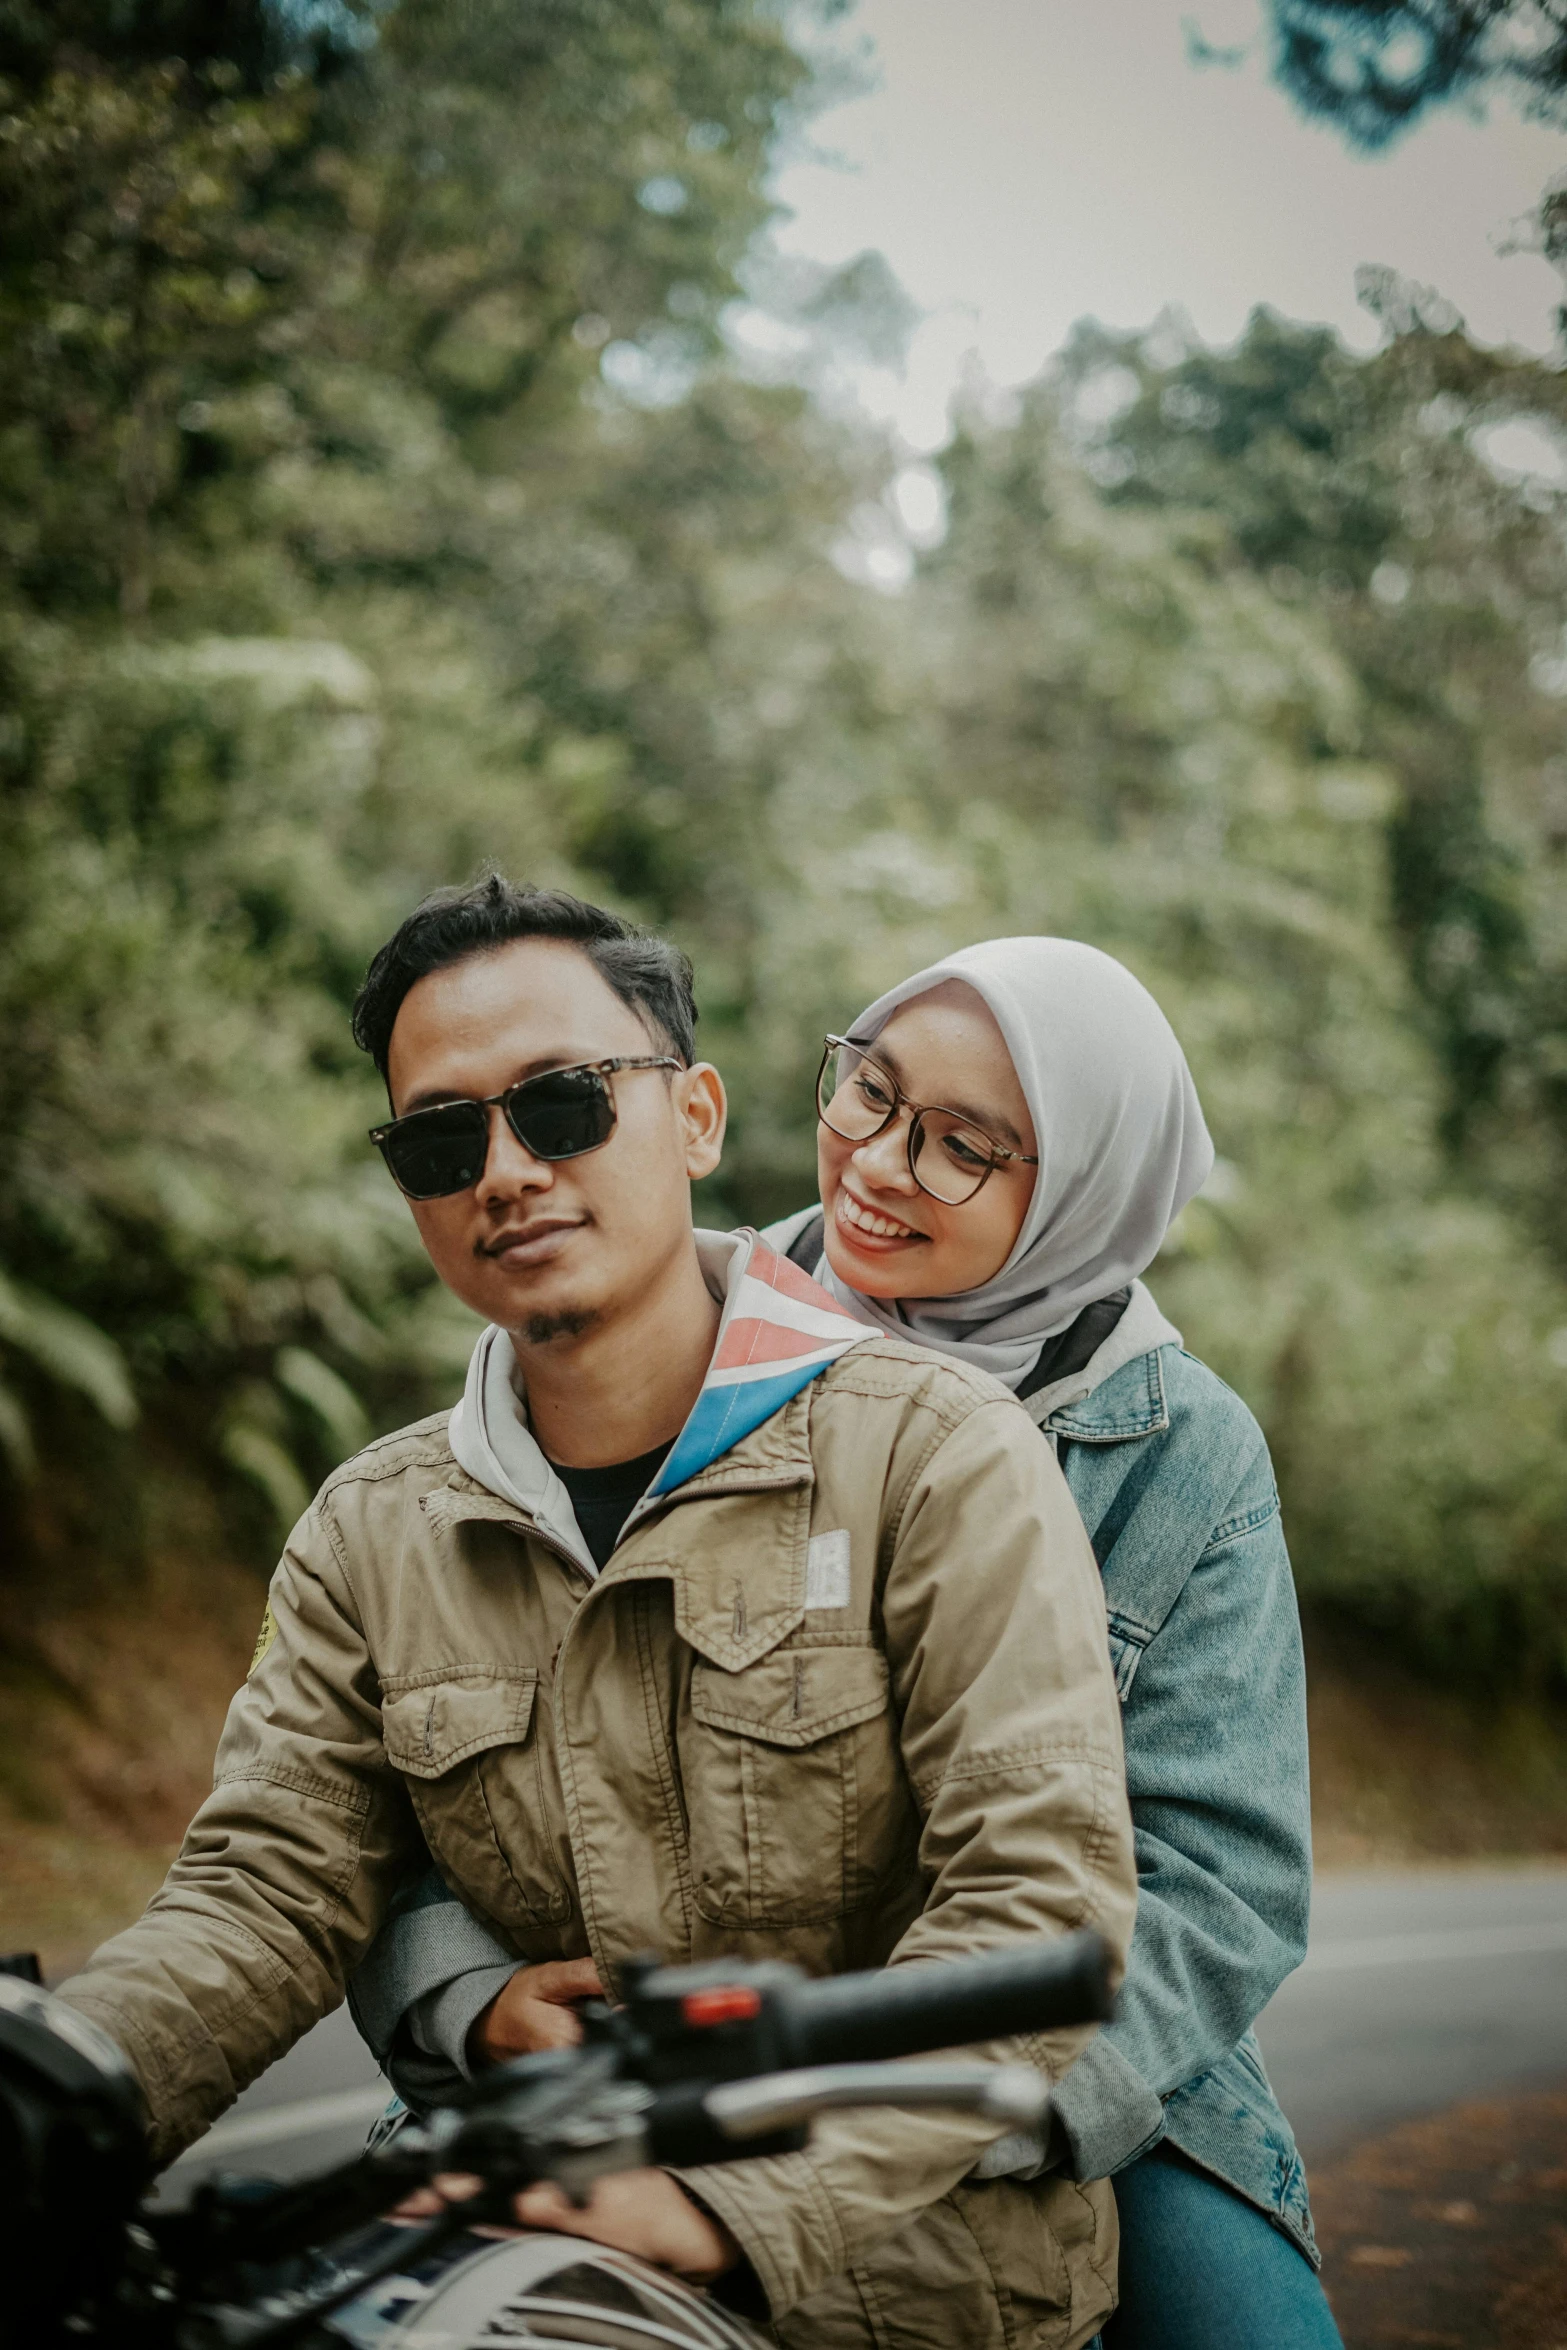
467;1956;604;2066
399;2168;740;2284
511;2171;740;2281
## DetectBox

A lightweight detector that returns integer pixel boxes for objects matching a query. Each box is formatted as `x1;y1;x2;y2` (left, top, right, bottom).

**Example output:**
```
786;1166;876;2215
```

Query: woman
768;936;1340;2350
353;934;1340;2349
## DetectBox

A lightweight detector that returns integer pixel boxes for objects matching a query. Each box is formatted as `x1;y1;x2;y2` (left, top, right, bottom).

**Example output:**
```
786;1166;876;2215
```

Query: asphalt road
1254;1864;1567;2161
151;1863;1567;2205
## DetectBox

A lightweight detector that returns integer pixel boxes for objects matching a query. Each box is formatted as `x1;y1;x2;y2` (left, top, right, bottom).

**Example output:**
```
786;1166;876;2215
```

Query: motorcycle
0;1933;1113;2349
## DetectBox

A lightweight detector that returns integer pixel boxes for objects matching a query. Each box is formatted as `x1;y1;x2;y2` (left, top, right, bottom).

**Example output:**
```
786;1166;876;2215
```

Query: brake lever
704;2059;1049;2143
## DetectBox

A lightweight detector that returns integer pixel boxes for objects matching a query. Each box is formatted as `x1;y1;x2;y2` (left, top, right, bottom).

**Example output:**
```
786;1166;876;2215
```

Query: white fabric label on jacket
805;1530;851;1609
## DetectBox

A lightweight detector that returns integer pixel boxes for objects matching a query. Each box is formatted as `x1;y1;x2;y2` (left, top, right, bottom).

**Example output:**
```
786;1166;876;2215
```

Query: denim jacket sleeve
347;1858;518;2109
1049;1380;1312;2182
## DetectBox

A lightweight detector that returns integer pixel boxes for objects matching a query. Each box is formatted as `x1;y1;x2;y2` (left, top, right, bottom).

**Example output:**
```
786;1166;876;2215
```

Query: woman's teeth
840;1192;918;1241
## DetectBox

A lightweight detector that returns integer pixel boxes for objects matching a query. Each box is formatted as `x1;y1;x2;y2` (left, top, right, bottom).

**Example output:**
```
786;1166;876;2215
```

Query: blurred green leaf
275;1346;370;1461
0;1380;36;1478
221;1420;312;1533
0;1271;137;1430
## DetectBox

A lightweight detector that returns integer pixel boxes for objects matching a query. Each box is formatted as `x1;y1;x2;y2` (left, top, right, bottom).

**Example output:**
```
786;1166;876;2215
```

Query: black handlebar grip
779;1931;1115;2068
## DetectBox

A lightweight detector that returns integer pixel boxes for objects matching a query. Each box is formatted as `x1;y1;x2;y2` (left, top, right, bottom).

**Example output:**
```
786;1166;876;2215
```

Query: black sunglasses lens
379;1104;489;1199
506;1067;615;1160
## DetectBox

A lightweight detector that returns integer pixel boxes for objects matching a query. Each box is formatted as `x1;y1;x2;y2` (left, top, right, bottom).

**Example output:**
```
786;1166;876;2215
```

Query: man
58;875;1136;2348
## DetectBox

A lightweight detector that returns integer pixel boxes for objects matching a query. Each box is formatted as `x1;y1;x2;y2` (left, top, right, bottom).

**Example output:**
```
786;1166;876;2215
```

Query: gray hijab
815;936;1214;1389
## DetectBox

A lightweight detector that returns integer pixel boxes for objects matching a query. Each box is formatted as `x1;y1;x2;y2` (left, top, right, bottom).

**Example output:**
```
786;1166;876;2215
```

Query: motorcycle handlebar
776;1930;1115;2067
0;1930;1119;2341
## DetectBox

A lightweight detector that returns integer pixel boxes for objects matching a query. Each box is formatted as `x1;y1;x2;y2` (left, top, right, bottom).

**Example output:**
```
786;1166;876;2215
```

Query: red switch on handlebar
681;1985;763;2027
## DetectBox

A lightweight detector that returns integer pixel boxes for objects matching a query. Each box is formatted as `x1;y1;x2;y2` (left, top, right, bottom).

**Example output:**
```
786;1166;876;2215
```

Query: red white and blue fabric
649;1231;873;1496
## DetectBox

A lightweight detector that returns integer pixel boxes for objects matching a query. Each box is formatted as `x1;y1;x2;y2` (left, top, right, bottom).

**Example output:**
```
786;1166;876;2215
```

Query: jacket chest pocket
684;1641;900;1928
382;1671;572;1929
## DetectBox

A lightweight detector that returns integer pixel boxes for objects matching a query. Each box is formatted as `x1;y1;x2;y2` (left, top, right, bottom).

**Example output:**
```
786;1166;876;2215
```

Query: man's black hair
352;874;697;1079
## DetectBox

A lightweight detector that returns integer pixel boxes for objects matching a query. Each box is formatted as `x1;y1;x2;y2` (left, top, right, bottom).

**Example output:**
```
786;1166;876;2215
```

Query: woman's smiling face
817;982;1038;1301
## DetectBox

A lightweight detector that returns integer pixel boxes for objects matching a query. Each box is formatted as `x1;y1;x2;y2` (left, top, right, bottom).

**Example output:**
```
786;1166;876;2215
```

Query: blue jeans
1087;2144;1343;2350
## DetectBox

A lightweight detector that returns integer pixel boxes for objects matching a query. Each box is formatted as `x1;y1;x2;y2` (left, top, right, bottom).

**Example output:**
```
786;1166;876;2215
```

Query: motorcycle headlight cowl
0;1970;150;2336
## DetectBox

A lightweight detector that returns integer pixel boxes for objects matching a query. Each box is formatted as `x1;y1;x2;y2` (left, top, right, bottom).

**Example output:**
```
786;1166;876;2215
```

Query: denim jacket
1041;1303;1316;2259
347;1267;1316;2264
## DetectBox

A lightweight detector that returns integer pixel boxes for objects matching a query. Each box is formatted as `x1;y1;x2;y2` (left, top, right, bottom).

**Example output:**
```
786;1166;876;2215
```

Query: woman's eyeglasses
369;1056;681;1200
816;1035;1038;1207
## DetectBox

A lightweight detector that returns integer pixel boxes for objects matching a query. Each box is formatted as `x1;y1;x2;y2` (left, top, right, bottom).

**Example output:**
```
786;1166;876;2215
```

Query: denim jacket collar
1022;1279;1181;1439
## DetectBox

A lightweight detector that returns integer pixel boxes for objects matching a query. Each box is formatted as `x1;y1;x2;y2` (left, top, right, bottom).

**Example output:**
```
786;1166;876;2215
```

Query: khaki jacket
59;1330;1135;2347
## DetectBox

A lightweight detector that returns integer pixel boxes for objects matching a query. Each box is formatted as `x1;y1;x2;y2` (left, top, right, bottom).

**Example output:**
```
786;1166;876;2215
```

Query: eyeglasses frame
369;1054;684;1197
815;1034;1039;1206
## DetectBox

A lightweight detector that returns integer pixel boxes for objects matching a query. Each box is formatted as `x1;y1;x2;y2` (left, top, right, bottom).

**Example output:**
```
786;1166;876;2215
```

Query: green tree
0;0;860;1556
1263;2;1567;149
770;362;1567;1687
1056;305;1567;1265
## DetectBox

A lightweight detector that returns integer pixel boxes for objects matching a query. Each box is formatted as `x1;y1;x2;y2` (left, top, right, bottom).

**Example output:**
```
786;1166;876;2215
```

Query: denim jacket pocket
1104;1625;1146;1702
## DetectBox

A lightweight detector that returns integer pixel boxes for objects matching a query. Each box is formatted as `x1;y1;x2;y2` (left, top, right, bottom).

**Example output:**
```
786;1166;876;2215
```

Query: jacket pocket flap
383;1672;538;1779
690;1645;888;1748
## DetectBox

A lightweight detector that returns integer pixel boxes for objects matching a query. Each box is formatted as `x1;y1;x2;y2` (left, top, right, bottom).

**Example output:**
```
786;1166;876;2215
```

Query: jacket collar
423;1371;821;1669
1024;1279;1179;1441
441;1228;870;1572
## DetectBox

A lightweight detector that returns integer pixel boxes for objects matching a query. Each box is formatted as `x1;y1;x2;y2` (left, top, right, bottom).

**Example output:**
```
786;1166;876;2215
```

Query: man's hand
511;2171;740;2282
467;1956;604;2067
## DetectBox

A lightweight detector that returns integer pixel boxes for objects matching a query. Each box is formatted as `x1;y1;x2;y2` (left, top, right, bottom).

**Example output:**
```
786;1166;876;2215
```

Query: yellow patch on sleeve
249;1600;279;1677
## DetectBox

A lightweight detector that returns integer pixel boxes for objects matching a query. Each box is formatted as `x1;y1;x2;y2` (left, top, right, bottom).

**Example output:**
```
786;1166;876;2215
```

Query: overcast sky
762;0;1567;451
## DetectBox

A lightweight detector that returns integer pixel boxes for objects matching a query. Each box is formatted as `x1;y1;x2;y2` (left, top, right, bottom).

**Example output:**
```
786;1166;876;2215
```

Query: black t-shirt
544;1440;674;1571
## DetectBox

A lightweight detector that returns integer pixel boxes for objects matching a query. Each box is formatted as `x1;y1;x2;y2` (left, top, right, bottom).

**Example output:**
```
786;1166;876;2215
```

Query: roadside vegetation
3;0;1567;1867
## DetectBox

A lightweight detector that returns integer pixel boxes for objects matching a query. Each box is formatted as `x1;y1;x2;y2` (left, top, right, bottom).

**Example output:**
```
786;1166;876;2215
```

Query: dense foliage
2;0;1566;1692
1264;1;1567;149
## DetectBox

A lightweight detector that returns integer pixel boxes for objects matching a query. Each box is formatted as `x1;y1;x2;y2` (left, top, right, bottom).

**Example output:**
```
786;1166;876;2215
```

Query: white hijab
816;937;1214;1389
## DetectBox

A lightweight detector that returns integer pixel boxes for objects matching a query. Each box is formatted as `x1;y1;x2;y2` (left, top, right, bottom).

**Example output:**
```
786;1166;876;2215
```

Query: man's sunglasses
369;1056;681;1201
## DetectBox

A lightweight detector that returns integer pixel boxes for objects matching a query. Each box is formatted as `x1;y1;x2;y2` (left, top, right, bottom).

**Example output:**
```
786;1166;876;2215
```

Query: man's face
385;938;724;1342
